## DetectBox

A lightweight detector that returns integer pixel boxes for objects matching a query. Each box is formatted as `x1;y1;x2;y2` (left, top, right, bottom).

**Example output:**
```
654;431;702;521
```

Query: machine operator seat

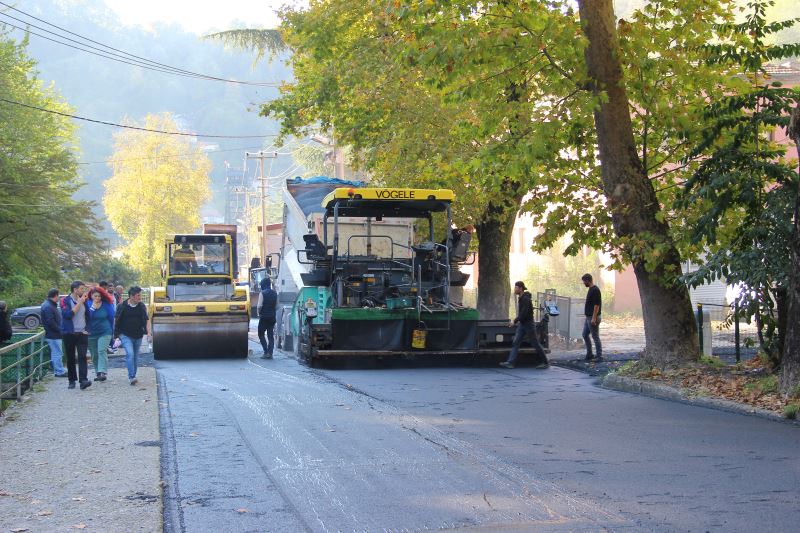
303;233;329;261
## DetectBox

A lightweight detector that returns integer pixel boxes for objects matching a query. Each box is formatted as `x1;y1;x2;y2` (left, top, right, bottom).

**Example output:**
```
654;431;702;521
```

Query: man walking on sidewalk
114;286;151;386
500;281;548;369
61;281;91;390
41;288;67;377
256;277;278;359
582;273;602;362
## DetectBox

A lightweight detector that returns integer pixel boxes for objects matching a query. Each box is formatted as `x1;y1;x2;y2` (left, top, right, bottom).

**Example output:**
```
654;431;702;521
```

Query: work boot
68;381;76;389
79;380;92;390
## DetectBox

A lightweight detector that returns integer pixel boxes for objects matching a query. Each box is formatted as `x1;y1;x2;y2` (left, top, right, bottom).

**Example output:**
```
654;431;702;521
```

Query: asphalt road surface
157;343;800;533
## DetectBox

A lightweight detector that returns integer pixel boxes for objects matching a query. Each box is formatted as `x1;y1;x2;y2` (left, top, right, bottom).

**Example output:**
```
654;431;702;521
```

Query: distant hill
11;0;295;240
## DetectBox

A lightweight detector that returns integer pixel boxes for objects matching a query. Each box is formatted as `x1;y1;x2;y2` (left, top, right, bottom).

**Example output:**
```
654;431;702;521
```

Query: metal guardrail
1;331;49;409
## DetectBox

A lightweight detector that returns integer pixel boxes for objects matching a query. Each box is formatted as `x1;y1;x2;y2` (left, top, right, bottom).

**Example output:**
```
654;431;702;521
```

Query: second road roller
150;224;250;359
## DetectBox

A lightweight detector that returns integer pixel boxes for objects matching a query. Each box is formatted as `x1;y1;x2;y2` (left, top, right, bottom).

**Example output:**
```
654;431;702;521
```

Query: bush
783;403;798;420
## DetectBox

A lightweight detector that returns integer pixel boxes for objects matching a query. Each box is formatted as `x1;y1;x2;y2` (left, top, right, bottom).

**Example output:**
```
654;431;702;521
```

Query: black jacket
514;291;534;324
0;309;11;343
258;288;278;319
40;299;62;339
114;301;149;339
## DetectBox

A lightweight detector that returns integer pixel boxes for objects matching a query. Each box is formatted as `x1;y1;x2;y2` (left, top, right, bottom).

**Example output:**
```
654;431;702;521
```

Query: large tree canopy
103;113;212;284
0;29;101;298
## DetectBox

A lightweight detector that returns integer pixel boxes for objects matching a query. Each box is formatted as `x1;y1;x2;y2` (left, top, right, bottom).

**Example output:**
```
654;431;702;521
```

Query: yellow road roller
150;230;250;359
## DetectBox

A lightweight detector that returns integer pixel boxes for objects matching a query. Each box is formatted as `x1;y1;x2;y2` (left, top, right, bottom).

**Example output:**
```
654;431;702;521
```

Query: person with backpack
256;277;278;359
114;286;150;386
41;288;67;377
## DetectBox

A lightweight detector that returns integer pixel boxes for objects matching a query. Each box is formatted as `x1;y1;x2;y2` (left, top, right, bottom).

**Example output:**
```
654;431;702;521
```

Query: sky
102;0;291;34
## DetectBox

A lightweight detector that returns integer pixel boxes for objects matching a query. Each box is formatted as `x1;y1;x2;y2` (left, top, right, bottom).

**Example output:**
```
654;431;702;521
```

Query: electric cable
0;97;278;139
0;2;281;86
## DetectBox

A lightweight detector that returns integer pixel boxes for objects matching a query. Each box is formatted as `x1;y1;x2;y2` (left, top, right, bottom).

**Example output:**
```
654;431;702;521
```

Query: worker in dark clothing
582;273;603;361
500;281;548;369
256;277;278;359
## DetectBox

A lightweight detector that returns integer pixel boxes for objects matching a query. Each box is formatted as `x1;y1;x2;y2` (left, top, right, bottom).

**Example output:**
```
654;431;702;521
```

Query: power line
0;2;282;87
82;145;266;165
0;97;278;139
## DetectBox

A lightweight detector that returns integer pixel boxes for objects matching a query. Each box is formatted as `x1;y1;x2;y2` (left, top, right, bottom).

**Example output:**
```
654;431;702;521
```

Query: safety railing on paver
1;331;50;410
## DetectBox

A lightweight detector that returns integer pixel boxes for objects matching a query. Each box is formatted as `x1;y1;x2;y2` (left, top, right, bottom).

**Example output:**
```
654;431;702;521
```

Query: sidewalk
0;367;161;532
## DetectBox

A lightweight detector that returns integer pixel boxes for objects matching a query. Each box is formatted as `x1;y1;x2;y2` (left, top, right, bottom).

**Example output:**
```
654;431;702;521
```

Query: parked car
10;295;67;330
10;305;43;329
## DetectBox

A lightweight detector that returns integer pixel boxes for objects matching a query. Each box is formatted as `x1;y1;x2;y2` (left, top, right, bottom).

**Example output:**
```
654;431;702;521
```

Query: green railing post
15;345;22;399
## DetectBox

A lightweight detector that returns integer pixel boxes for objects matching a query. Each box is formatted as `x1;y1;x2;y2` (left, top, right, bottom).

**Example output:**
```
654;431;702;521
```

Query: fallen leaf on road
327;429;336;432
36;510;53;516
10;527;29;532
71;497;86;502
189;432;199;437
72;524;87;529
180;378;187;382
33;462;48;466
89;470;101;474
159;480;168;488
0;490;13;496
30;500;43;505
236;508;249;513
344;407;351;410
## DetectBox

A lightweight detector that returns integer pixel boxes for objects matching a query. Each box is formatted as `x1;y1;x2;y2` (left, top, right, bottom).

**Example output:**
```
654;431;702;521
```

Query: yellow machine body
150;233;250;359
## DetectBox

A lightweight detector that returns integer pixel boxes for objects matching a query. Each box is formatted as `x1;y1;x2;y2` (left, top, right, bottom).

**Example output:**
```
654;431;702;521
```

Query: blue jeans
583;317;602;358
120;334;143;380
46;339;66;375
507;321;547;365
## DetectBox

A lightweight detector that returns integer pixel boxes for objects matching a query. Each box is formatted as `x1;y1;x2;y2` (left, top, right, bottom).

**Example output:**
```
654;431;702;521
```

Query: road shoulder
0;367;161;532
601;372;799;425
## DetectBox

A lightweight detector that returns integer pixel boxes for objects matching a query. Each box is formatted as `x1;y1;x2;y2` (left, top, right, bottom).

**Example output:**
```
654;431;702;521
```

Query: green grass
758;375;778;395
783;403;799;420
699;355;726;369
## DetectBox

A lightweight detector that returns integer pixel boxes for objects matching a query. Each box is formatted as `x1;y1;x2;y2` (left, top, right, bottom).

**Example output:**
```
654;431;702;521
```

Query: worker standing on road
61;281;91;390
86;286;115;382
114;286;151;386
41;288;67;377
256;277;278;359
582;273;603;362
500;281;549;370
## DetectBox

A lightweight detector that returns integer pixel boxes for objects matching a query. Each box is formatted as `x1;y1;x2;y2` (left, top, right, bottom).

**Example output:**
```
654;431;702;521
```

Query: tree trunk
577;0;699;367
476;200;518;319
781;105;800;396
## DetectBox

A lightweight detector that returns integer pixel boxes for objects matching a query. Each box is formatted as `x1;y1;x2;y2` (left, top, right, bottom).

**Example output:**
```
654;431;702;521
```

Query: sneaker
499;361;515;369
584;354;594;361
533;362;550;369
98;373;107;381
130;378;138;386
55;373;68;378
79;380;92;390
68;381;76;389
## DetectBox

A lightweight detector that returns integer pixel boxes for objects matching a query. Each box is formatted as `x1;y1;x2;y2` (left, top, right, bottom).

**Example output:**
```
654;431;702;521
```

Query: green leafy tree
0;29;102;302
677;0;800;385
103;113;212;284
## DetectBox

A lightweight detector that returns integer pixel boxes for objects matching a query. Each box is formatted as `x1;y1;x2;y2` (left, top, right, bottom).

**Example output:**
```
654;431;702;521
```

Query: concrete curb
601;373;799;426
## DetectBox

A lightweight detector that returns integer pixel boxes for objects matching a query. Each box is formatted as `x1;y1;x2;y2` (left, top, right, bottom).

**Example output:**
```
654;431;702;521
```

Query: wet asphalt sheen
156;345;800;533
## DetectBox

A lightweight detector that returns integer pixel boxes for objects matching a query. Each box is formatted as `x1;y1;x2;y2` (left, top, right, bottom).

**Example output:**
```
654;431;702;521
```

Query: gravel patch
0;367;161;532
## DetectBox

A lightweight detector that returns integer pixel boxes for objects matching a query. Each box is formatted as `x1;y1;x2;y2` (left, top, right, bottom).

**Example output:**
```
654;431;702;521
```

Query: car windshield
169;242;230;275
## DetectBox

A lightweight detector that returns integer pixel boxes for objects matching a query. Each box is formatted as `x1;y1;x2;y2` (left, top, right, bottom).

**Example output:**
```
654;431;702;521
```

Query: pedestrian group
41;280;151;389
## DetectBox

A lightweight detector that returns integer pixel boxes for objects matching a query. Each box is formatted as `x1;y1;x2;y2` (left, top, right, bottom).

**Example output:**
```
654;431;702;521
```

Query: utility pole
245;151;277;266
